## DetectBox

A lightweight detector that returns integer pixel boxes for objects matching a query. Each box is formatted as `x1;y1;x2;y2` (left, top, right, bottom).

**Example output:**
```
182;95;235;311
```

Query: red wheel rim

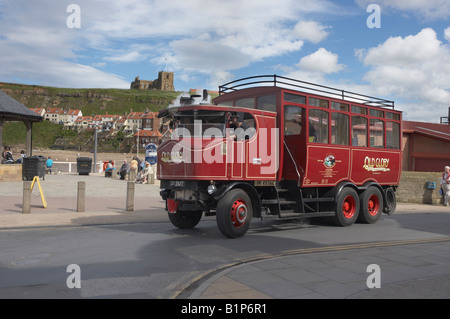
231;199;247;228
342;195;356;219
367;194;380;216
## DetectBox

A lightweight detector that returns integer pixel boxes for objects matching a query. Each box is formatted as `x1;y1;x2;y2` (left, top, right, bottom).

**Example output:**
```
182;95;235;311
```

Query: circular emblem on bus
324;155;336;168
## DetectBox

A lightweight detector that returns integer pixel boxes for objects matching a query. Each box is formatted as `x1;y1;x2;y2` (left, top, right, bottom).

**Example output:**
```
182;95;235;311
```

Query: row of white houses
30;107;162;136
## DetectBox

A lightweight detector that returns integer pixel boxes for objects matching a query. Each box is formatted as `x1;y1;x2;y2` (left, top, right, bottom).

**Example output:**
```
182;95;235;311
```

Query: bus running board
261;211;335;221
303;197;334;203
261;199;297;205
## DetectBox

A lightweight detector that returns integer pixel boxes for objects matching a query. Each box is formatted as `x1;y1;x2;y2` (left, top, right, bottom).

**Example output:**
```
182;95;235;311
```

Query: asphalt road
0;210;449;299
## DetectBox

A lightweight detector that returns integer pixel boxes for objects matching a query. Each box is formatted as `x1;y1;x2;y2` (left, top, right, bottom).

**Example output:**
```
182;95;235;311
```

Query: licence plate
170;181;185;187
254;180;276;187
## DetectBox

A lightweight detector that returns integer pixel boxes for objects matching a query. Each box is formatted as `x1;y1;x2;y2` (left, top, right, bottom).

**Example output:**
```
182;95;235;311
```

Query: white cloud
293;21;330;43
0;0;130;88
89;0;337;39
86;0;335;76
445;27;450;41
209;70;234;89
297;48;344;74
0;44;129;89
0;0;338;89
104;51;147;63
170;39;252;72
356;0;450;20
278;49;345;94
91;0;334;88
359;28;450;122
364;28;442;67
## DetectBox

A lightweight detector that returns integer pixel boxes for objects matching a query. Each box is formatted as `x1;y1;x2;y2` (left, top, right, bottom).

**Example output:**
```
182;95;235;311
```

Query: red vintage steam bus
157;75;402;238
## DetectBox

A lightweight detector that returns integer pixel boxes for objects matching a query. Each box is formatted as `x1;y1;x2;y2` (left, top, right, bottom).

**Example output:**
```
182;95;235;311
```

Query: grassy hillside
3;120;63;149
0;82;181;116
0;82;183;150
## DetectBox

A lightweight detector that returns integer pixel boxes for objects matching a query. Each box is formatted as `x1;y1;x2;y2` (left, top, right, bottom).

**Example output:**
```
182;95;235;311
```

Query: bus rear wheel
333;187;360;226
358;187;383;224
168;209;203;229
383;187;397;214
216;189;252;238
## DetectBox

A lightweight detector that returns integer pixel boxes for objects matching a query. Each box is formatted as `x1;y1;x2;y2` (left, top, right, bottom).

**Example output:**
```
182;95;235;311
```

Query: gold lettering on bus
363;156;390;172
161;151;184;163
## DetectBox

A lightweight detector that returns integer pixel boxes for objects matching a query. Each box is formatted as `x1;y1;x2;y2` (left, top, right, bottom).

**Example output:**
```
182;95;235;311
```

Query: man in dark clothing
2;147;14;164
119;160;130;180
135;156;142;171
230;113;252;141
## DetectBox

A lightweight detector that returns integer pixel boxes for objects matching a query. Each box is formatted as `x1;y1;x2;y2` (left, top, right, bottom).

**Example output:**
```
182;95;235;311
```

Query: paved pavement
1;173;450;299
0;172;165;229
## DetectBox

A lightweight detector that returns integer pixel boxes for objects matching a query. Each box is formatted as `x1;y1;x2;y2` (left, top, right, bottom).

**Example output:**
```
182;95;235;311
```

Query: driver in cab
229;112;251;141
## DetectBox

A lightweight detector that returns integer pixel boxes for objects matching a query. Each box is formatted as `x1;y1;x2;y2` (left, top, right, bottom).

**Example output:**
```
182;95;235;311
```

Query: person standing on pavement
135;156;142;172
46;156;54;174
130;157;139;180
440;166;450;206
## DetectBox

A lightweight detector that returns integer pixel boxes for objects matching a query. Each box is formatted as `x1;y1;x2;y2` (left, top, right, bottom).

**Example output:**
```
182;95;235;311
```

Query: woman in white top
441;166;450;206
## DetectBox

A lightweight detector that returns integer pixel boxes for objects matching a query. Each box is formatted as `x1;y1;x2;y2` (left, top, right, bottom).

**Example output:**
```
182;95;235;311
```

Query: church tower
158;71;174;91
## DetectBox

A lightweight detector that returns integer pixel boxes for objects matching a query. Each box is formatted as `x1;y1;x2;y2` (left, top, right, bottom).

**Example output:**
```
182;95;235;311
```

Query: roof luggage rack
219;74;395;109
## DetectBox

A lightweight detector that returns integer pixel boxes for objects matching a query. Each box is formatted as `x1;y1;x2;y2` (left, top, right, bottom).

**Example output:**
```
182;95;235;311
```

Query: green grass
3;120;63;148
1;82;219;150
0;82;182;116
1;82;182;149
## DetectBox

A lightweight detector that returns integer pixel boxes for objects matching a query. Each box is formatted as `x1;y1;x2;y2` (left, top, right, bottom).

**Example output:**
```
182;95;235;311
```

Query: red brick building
403;121;450;172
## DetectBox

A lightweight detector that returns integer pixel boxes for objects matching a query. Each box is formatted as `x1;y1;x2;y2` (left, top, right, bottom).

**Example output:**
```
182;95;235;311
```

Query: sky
1;0;450;122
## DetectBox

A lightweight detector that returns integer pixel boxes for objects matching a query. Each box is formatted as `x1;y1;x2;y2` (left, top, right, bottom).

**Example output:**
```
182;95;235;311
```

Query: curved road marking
174;236;450;298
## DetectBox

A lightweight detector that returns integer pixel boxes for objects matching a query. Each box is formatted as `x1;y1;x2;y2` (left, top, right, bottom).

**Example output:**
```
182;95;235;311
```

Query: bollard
128;170;136;181
126;181;135;211
77;181;86;212
23;181;32;214
150;170;155;184
149;165;155;184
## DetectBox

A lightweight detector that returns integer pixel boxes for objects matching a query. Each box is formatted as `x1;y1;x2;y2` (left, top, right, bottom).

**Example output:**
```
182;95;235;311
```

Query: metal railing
219;74;395;109
283;140;303;187
51;161;104;173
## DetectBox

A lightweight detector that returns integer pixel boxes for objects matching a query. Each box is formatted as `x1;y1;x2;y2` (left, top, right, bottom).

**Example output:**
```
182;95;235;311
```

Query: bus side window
284;105;305;136
309;109;328;143
370;118;384;148
332;113;349;145
352;116;367;147
257;95;277;112
243;113;256;139
386;121;400;149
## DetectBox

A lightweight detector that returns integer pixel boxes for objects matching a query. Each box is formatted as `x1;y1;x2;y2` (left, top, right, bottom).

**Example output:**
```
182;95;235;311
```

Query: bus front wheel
216;189;252;238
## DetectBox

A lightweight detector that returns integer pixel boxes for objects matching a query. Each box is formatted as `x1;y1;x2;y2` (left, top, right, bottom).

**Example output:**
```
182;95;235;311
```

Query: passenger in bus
291;113;303;135
292;114;316;141
440;166;450;206
308;122;317;142
230;113;252;140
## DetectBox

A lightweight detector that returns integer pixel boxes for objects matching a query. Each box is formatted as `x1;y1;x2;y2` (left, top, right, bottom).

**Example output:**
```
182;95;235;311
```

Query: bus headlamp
207;184;217;195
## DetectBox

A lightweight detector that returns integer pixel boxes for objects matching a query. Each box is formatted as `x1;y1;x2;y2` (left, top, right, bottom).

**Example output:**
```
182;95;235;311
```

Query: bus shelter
0;90;43;157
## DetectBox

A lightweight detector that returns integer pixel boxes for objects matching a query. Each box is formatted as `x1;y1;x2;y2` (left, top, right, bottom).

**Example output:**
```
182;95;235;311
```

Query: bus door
282;105;306;183
230;139;245;179
227;111;276;180
227;112;255;179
